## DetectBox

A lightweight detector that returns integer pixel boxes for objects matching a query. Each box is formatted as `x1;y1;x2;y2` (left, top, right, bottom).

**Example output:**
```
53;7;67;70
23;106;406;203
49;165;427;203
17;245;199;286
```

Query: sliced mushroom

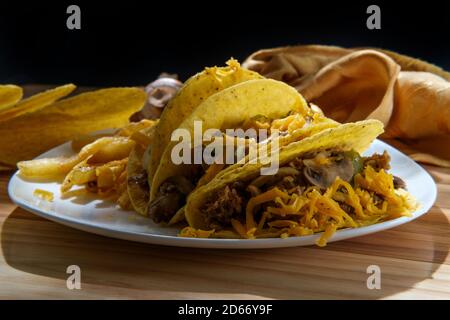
130;75;183;121
147;176;194;223
303;154;354;189
393;175;407;190
246;184;261;197
145;77;182;109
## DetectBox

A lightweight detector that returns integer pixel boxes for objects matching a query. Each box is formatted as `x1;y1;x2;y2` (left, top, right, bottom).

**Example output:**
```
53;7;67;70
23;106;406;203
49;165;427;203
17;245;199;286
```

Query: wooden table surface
0;163;449;299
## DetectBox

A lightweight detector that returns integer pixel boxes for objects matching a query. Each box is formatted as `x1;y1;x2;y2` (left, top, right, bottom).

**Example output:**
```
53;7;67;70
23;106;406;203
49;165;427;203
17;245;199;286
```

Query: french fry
116;119;157;137
78;136;125;160
18;155;80;179
21;137;131;195
71;133;112;152
69;166;97;185
88;137;134;163
96;159;127;189
61;156;96;193
18;136;122;178
17;120;151;209
96;166;114;189
117;169;128;186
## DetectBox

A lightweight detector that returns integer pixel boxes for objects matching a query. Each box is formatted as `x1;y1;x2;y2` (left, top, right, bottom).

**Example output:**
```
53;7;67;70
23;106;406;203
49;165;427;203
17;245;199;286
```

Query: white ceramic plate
8;139;436;249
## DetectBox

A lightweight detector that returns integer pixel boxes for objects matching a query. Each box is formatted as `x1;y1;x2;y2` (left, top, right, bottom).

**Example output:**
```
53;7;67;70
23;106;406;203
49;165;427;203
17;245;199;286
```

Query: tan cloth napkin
243;45;450;167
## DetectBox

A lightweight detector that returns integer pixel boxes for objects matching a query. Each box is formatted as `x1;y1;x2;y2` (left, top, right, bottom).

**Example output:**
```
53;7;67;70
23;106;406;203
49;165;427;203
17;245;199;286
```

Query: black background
0;1;449;86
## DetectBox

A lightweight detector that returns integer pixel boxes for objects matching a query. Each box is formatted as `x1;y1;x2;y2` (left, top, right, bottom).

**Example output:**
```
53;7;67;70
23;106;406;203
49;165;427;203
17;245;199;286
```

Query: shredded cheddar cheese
246;188;289;229
33;189;54;202
271;113;306;133
231;219;248;238
179;227;215;238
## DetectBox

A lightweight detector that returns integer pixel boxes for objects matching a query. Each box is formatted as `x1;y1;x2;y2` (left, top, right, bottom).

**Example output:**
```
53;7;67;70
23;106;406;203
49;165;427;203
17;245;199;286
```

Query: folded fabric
243;45;450;167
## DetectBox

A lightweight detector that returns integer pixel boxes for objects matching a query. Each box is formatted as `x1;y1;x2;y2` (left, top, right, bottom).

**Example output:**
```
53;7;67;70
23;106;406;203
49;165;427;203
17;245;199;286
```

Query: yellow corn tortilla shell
127;126;156;216
0;85;23;111
150;78;310;201
0;84;76;122
0;87;146;166
185;119;384;229
147;59;263;190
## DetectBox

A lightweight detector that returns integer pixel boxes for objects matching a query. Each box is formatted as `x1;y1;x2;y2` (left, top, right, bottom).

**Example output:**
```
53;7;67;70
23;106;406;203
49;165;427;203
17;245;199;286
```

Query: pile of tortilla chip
0;84;147;170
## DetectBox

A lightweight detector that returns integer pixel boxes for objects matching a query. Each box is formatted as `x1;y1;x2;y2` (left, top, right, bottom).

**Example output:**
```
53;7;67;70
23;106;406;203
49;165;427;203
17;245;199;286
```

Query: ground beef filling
203;182;246;230
363;151;390;171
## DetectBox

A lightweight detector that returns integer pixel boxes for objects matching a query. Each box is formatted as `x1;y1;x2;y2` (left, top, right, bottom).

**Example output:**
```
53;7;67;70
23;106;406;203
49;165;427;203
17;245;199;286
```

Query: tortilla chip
0;85;23;111
0;84;76;122
147;59;263;190
0;87;146;166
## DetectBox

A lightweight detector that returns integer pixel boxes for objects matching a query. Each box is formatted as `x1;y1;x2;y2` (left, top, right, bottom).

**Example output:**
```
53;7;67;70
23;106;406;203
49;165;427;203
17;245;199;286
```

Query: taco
183;119;418;246
148;78;339;224
146;59;263;190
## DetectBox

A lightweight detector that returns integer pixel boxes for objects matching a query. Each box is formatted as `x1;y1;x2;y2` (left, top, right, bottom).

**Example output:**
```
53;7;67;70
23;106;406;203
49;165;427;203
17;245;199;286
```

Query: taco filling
181;149;416;246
